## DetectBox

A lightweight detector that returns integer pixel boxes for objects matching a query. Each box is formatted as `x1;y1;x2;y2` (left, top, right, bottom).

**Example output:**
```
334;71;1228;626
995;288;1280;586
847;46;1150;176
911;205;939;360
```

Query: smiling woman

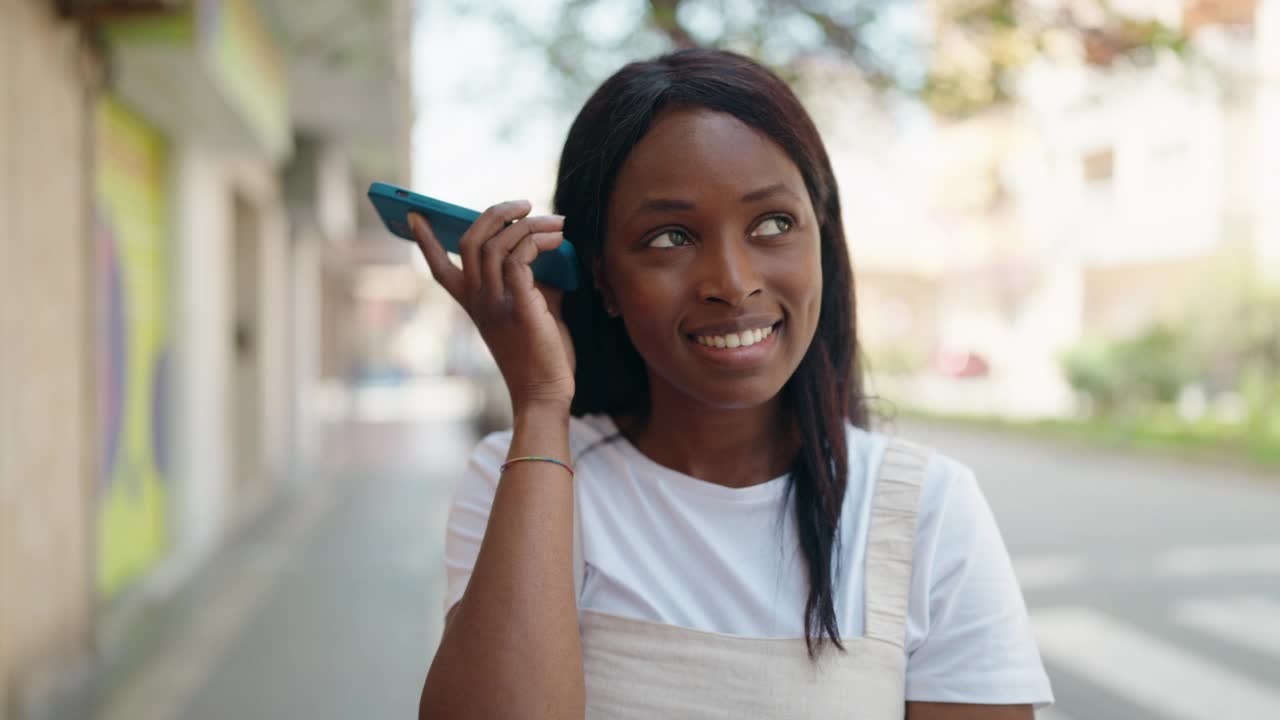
586;109;820;415
416;49;1053;720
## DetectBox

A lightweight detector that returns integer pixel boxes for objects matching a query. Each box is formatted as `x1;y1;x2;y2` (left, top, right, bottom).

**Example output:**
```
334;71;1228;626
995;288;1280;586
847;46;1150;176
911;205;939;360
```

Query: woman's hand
409;201;576;415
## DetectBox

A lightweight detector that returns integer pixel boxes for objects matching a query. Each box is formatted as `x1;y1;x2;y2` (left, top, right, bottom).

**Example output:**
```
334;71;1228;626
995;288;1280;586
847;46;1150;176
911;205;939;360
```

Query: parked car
936;350;990;379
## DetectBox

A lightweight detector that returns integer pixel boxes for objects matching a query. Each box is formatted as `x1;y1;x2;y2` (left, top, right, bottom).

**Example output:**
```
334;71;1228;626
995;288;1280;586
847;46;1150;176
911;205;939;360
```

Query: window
1082;147;1115;183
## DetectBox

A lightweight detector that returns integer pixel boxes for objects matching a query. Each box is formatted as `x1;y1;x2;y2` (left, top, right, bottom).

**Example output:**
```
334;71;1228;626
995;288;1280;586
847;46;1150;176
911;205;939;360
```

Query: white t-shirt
444;413;1054;708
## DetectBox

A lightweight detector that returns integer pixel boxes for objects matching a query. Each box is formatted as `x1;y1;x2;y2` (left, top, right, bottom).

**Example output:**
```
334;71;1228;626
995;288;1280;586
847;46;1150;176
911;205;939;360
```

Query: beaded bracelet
500;455;575;479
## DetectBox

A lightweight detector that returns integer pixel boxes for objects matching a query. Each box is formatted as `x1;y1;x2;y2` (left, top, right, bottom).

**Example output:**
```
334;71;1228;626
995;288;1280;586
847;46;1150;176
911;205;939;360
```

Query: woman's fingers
408;213;463;300
410;198;564;325
539;280;565;318
461;200;532;295
501;231;565;302
482;216;565;307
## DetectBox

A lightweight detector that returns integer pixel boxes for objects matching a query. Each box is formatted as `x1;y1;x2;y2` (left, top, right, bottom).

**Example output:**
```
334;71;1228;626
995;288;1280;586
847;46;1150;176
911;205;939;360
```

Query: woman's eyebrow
624;197;695;225
624;183;799;225
739;182;795;203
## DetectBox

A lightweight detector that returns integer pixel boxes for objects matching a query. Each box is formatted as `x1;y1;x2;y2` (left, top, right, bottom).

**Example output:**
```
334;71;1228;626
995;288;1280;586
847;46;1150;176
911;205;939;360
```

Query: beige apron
572;439;930;719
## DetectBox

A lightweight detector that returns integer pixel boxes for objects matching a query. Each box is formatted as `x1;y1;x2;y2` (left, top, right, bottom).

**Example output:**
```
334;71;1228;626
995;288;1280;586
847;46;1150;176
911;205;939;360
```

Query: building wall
291;228;324;474
855;270;942;373
1257;0;1280;284
0;1;93;714
224;157;292;519
168;144;234;579
0;1;403;715
92;93;176;604
259;190;293;494
165;145;295;587
1083;256;1227;339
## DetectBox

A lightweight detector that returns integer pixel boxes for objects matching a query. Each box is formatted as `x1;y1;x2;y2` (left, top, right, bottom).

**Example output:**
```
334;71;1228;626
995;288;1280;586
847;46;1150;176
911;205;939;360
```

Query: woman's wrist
512;400;572;426
510;403;572;457
507;405;574;484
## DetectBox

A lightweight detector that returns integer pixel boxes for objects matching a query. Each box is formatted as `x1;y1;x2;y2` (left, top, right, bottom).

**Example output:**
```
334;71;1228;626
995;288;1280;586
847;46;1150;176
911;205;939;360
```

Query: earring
606;304;619;318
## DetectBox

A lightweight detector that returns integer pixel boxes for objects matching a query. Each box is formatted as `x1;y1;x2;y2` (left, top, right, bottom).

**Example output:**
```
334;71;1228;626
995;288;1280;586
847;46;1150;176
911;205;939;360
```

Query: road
901;419;1280;720
72;406;1279;719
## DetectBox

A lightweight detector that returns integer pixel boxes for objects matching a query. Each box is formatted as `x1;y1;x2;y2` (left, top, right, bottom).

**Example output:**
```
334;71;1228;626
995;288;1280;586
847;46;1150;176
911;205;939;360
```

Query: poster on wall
94;94;172;601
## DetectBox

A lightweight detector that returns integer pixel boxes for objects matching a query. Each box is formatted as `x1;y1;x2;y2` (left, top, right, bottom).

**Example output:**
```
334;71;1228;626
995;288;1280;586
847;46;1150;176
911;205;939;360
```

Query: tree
461;0;1190;118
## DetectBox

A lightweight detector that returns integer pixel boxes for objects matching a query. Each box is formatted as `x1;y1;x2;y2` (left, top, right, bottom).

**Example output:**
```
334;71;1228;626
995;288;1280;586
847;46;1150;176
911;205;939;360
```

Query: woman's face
600;108;824;411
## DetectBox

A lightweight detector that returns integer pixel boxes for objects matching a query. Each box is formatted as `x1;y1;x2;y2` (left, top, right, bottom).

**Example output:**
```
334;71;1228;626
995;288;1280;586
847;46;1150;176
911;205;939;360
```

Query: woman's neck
614;395;798;489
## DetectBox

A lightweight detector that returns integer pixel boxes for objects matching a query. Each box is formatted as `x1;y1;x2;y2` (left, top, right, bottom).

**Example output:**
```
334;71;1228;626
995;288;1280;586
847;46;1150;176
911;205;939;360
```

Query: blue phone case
367;182;581;291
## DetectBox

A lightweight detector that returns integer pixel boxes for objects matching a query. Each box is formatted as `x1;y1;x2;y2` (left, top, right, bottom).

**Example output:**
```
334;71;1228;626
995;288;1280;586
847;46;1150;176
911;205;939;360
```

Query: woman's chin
683;379;789;411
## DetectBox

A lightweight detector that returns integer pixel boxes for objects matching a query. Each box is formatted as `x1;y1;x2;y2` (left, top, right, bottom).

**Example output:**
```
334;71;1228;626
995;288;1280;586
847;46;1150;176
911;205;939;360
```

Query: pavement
64;407;1280;720
74;416;477;720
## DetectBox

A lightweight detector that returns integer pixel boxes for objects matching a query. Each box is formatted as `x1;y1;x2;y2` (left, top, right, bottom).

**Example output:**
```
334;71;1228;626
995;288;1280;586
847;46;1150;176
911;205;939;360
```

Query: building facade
0;1;412;717
854;0;1279;418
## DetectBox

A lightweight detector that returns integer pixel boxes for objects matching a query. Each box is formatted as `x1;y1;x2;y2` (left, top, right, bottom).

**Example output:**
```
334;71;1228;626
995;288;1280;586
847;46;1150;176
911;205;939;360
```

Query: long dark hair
555;48;867;659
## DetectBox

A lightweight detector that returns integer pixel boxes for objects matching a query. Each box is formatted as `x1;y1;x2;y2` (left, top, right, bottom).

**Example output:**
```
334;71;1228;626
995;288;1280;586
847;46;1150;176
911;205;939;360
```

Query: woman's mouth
690;323;775;348
685;321;783;368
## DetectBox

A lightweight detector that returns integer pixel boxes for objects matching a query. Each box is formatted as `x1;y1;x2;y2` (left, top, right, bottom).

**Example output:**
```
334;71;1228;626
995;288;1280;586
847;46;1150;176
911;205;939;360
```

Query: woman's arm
407;197;580;718
419;405;583;720
907;702;1034;720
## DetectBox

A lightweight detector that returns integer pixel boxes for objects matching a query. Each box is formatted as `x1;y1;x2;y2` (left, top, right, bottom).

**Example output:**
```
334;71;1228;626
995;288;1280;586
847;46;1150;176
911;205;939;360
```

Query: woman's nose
696;235;762;307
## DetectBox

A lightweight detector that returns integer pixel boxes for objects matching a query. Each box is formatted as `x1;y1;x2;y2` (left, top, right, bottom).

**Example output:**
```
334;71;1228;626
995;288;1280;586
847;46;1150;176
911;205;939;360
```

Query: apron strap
863;438;930;647
572;483;585;607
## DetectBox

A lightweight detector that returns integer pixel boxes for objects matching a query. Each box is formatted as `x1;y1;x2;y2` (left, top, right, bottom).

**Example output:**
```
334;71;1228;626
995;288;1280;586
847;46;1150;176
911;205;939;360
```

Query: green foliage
1062;324;1199;417
1062;283;1280;444
1186;284;1280;431
1118;325;1199;406
1062;340;1121;413
903;407;1280;472
462;0;1192;119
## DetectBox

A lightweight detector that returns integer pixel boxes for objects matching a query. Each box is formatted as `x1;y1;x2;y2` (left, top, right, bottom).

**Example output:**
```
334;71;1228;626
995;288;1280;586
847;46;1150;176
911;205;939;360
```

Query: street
77;410;1280;720
902;420;1280;720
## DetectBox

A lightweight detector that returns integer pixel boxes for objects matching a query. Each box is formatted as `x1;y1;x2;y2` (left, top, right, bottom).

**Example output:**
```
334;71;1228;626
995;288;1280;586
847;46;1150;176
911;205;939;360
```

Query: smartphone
367;181;580;291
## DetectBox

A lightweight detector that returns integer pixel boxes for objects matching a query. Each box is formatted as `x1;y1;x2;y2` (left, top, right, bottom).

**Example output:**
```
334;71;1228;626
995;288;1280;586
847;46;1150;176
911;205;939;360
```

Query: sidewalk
68;417;477;720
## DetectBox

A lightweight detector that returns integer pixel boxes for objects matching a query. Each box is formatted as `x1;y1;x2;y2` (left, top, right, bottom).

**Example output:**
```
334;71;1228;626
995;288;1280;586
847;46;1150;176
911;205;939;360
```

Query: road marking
1156;543;1280;578
1031;606;1280;720
1174;594;1280;659
1012;555;1088;590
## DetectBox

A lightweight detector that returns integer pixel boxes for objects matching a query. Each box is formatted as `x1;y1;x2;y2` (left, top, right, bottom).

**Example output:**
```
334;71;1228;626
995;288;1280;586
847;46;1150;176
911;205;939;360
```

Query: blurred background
0;1;1277;719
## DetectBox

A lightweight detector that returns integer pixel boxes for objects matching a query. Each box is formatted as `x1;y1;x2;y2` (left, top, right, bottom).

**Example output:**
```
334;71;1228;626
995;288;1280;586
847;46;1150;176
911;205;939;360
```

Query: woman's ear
592;258;620;318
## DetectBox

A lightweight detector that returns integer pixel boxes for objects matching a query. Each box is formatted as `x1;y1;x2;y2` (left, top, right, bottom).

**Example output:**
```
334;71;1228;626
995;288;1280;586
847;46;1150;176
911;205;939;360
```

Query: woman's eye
647;229;692;248
752;215;793;237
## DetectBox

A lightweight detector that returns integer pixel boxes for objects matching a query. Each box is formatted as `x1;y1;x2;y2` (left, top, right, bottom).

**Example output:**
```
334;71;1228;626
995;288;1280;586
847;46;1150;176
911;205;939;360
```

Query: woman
414;49;1053;719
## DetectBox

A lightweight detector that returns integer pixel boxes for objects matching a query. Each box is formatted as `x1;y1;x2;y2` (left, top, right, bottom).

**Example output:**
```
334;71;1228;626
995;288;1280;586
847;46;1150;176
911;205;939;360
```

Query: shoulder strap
572;483;585;607
863;438;930;647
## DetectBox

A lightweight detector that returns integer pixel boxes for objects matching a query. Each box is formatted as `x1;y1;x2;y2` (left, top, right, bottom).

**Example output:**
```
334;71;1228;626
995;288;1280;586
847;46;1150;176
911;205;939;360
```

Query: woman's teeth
694;325;774;348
